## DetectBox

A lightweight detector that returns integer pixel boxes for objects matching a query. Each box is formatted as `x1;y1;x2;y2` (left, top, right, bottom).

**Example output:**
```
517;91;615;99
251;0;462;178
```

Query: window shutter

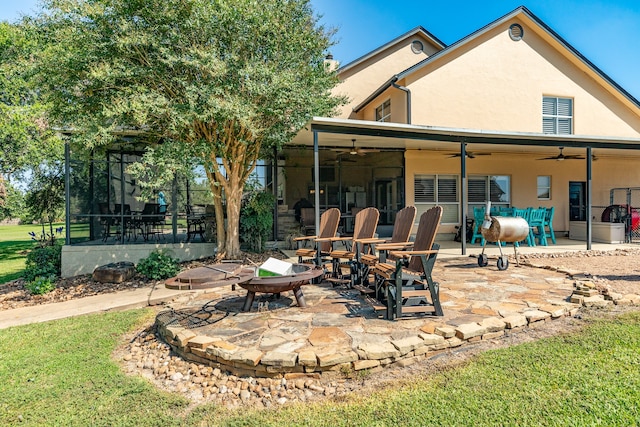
557;98;572;116
414;176;435;203
542;117;556;134
557;118;572;135
468;178;487;203
542;97;556;115
437;177;458;202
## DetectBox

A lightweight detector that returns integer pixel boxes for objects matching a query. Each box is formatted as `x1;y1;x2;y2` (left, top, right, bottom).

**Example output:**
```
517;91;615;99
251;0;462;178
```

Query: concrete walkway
0;283;196;329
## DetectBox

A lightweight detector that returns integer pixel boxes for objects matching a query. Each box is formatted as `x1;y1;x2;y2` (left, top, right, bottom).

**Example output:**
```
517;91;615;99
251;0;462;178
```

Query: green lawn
0;224;42;283
0;222;88;284
1;309;639;426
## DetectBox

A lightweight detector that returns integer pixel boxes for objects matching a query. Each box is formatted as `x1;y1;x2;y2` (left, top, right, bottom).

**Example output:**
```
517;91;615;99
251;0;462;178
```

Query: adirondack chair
294;208;341;280
372;205;443;320
358;205;417;289
326;207;379;288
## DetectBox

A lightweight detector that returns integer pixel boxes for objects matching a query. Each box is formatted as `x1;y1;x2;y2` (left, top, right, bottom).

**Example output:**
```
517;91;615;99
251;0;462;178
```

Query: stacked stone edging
155;303;580;378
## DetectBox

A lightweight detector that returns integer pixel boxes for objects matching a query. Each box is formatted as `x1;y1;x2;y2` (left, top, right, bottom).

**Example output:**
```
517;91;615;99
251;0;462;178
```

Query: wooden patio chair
358;205;417;289
372;205;443;320
299;207;316;236
326;207;379;288
294;208;341;280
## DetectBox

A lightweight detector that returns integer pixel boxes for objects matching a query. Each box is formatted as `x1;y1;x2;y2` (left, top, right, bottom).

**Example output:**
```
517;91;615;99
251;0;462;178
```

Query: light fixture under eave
331;139;380;156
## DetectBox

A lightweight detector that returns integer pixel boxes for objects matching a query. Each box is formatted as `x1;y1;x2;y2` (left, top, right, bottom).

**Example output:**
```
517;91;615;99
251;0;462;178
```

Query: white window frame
375;99;391;122
543;96;573;135
468;175;511;208
537;175;551;200
414;174;459;224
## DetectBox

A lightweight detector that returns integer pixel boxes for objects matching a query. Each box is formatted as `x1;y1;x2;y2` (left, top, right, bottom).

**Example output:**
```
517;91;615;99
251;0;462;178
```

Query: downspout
392;80;411;124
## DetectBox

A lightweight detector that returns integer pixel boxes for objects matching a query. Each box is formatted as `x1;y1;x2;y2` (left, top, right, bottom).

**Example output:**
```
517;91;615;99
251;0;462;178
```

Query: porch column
313;131;320;235
460;142;467;255
586;147;592;250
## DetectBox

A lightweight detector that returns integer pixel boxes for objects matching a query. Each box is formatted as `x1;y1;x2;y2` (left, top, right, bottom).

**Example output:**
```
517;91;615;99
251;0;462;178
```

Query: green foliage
0;181;26;221
240;189;275;252
136;251;181;280
25;274;57;295
32;0;346;256
24;161;65;230
23;243;62;283
0;21;64;196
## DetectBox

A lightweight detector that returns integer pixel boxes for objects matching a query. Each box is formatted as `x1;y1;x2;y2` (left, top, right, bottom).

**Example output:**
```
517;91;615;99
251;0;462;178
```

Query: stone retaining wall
156;305;581;378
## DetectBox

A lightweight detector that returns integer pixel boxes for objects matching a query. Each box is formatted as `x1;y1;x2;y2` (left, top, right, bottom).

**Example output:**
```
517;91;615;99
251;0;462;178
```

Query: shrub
23;244;62;283
25;275;57;295
240;190;275;252
136;251;180;280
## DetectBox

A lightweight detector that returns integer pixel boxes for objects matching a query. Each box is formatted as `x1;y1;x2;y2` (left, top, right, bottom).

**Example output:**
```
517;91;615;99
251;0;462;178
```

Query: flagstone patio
155;256;612;377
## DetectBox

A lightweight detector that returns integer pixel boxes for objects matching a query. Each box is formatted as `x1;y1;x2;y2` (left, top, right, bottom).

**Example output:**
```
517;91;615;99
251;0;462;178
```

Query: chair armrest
376;242;413;251
293;235;317;241
314;236;336;242
354;238;386;245
389;249;438;259
328;236;351;242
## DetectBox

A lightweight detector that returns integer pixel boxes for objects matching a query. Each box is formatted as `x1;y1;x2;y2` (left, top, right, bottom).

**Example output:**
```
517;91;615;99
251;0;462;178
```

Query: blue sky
3;0;640;99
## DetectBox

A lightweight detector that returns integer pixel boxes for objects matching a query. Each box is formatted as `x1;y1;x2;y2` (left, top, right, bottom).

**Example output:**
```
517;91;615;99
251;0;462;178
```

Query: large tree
0;21;62;209
34;0;345;257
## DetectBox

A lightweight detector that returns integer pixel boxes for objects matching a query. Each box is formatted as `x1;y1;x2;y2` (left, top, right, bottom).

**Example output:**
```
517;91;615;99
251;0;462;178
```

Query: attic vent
509;24;524;41
411;40;424;54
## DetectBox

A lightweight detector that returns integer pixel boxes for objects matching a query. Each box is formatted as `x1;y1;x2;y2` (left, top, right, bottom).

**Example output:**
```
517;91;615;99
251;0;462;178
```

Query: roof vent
509;23;524;41
411;40;424;54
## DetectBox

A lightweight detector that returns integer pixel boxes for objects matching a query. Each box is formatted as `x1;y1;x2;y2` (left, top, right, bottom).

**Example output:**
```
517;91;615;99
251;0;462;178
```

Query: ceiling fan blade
446;152;490;158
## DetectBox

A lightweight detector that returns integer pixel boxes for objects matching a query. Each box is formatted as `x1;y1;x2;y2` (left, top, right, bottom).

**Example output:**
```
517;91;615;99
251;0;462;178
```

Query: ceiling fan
331;139;380;156
446;151;491;159
537;147;585;161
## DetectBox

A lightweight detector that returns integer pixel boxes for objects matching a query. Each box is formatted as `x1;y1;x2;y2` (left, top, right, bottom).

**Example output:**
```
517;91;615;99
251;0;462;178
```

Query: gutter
392;81;411;124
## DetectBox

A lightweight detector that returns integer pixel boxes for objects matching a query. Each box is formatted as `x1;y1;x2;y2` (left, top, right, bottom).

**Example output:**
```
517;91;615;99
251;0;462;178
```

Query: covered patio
290;117;640;254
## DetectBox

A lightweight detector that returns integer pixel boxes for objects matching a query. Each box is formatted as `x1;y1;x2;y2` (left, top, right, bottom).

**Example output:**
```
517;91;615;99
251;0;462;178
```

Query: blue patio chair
528;208;548;246
540;206;556;244
470;206;486;245
513;207;535;246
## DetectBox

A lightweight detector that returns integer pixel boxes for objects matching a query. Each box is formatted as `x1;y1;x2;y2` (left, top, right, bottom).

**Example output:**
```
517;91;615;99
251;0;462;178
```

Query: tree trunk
224;187;243;258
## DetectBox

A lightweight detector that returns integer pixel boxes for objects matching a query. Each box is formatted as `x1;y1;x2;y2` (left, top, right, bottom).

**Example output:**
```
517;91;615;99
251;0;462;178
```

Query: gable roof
336;26;446;75
353;5;640;113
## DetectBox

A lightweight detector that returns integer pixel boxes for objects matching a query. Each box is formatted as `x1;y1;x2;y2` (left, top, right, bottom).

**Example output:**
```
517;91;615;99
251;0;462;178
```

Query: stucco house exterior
284;5;640;249
61;5;640;276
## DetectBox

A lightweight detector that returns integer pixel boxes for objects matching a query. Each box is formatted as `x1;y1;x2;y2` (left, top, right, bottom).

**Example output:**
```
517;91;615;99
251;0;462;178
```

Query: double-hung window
543;96;573;134
375;99;391;122
468;175;510;210
414;174;459;223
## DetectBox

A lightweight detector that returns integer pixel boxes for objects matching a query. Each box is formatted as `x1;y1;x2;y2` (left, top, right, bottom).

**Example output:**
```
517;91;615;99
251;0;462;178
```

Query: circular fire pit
165;263;255;290
239;264;324;311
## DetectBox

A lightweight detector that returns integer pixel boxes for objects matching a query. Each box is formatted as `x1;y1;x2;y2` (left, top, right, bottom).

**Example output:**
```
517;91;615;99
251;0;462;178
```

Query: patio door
374;178;403;225
569;181;586;221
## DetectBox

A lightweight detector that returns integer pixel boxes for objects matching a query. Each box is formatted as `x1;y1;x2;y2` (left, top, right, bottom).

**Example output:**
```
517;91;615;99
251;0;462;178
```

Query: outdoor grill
478;203;529;270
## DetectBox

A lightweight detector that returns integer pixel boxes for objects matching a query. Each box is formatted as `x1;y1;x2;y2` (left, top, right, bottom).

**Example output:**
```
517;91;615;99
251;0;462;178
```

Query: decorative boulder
92;261;136;283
